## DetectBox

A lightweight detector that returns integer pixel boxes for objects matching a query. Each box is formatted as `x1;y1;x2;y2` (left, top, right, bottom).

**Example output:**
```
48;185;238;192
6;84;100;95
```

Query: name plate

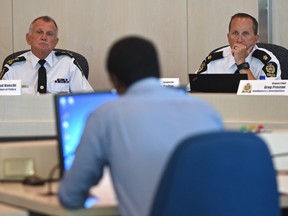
160;78;180;88
237;80;288;95
0;80;21;95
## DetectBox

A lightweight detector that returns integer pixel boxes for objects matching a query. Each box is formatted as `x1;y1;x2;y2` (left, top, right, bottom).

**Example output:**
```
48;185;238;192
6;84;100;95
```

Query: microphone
41;163;59;196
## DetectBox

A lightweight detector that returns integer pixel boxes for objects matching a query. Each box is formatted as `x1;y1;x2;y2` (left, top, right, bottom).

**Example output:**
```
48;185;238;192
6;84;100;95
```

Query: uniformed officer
196;13;281;80
0;16;94;94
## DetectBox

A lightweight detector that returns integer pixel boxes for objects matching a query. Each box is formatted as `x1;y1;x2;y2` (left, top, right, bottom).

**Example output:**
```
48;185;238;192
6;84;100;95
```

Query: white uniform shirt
199;45;281;80
2;51;94;94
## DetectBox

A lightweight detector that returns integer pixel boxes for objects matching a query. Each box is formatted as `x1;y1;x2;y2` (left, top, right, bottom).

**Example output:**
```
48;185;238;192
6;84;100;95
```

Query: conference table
0;93;288;215
0;168;119;216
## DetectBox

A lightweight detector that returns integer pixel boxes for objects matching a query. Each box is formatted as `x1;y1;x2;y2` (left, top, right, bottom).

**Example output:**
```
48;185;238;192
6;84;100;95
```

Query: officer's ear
109;73;127;95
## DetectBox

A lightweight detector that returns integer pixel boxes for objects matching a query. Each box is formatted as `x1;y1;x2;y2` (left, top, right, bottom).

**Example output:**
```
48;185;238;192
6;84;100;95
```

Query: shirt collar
29;51;54;68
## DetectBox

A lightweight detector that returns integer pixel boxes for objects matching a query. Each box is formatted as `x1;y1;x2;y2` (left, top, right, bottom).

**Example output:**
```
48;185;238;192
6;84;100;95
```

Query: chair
2;49;89;79
209;43;288;79
150;131;280;216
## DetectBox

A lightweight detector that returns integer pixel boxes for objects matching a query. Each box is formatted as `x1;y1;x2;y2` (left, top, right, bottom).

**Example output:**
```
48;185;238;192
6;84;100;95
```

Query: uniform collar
29;51;54;68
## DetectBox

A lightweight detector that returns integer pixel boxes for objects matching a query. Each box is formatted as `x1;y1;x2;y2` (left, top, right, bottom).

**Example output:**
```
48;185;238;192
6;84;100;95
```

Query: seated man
58;36;224;216
0;16;93;94
196;13;281;80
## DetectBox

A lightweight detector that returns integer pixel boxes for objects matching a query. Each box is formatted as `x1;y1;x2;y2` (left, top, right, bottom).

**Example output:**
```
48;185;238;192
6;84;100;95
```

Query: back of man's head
106;36;160;87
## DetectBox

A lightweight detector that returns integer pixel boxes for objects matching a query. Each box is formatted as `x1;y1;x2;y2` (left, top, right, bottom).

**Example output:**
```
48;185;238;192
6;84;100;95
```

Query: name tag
160;78;180;88
0;80;21;95
237;80;288;95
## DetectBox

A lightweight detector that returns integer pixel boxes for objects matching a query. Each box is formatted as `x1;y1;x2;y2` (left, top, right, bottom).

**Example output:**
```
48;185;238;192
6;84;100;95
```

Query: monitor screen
54;91;118;178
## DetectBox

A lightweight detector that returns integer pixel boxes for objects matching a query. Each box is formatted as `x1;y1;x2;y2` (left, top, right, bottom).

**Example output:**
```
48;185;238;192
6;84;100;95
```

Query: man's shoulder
4;55;27;67
197;48;226;73
252;48;275;64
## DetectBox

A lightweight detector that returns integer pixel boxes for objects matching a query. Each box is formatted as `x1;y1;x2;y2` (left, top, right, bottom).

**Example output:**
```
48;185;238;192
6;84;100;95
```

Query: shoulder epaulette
197;51;224;73
252;49;272;64
55;50;74;58
55;51;84;75
5;56;26;66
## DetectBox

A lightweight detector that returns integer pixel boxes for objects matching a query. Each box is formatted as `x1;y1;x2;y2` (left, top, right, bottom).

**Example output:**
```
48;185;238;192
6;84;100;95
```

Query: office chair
257;42;288;79
209;43;288;79
150;131;280;216
2;49;89;79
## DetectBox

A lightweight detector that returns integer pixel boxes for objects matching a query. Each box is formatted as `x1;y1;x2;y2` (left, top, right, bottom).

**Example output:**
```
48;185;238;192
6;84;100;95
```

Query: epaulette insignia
55;50;74;58
206;51;223;64
0;66;9;79
262;62;277;78
5;56;26;66
197;51;224;73
252;49;272;64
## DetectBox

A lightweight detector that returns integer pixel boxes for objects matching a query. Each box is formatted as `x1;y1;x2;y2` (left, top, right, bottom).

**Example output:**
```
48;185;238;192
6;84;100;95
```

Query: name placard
160;78;180;88
237;80;288;95
0;80;21;95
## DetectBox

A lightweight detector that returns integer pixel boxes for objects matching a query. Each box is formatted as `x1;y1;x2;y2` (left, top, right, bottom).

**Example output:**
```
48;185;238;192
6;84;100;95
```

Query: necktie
38;59;47;93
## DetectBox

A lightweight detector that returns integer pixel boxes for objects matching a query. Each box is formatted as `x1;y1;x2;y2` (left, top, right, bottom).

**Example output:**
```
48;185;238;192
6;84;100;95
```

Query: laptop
54;91;118;179
189;73;248;93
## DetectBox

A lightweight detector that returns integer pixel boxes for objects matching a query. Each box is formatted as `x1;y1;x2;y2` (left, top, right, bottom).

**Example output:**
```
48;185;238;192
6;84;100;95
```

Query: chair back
2;49;89;79
150;131;280;216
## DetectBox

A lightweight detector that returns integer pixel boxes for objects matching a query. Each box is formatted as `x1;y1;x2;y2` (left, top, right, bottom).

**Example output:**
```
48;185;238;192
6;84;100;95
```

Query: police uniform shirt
1;51;94;94
197;45;281;80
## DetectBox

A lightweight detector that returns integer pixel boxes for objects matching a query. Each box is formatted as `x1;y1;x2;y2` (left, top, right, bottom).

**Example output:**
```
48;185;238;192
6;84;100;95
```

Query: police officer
196;13;281;80
0;16;93;94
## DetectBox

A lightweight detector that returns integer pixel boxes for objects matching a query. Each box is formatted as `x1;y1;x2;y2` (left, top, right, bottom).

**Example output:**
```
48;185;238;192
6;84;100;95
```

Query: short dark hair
229;13;258;35
106;36;160;87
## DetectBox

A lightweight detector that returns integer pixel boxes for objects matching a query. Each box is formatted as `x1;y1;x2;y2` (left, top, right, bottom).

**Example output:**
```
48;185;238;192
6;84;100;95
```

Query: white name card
160;78;180;88
0;80;21;95
237;80;288;96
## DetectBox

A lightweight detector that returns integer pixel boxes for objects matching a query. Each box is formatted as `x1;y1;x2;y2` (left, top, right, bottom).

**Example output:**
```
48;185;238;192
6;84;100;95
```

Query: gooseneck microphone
41;163;60;196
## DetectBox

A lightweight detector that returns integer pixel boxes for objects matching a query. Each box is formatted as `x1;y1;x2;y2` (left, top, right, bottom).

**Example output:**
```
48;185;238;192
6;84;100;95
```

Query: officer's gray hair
28;15;58;36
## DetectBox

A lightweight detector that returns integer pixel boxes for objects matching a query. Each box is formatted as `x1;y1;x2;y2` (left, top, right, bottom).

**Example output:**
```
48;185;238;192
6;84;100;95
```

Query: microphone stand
41;164;59;196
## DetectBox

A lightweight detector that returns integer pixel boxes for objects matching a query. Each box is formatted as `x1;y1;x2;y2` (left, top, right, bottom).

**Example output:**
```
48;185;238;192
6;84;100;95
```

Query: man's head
26;16;59;59
227;13;259;51
106;36;160;94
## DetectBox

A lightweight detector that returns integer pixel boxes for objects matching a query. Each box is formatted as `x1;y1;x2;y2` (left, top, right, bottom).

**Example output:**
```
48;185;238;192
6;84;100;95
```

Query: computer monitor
54;91;118;178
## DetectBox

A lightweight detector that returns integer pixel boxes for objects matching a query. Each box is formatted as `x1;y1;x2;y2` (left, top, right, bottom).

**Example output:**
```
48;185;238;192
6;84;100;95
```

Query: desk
0;169;119;216
192;93;288;129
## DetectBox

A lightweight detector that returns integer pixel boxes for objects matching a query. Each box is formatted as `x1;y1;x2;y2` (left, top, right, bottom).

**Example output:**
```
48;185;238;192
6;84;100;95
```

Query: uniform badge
263;62;277;78
263;55;268;61
197;60;207;73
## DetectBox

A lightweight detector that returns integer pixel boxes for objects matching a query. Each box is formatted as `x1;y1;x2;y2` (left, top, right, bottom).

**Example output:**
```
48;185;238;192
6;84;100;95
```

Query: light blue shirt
58;78;224;216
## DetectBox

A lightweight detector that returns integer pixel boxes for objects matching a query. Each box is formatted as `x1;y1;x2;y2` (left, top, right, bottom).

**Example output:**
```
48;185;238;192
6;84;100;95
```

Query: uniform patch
263;62;277;78
0;66;9;79
197;60;207;73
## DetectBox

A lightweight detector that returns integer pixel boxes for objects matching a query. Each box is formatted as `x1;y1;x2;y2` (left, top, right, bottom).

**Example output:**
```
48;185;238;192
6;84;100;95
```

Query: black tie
38;59;47;93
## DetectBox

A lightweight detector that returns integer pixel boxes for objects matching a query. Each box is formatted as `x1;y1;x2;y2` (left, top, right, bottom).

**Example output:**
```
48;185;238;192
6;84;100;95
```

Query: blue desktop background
56;92;118;171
